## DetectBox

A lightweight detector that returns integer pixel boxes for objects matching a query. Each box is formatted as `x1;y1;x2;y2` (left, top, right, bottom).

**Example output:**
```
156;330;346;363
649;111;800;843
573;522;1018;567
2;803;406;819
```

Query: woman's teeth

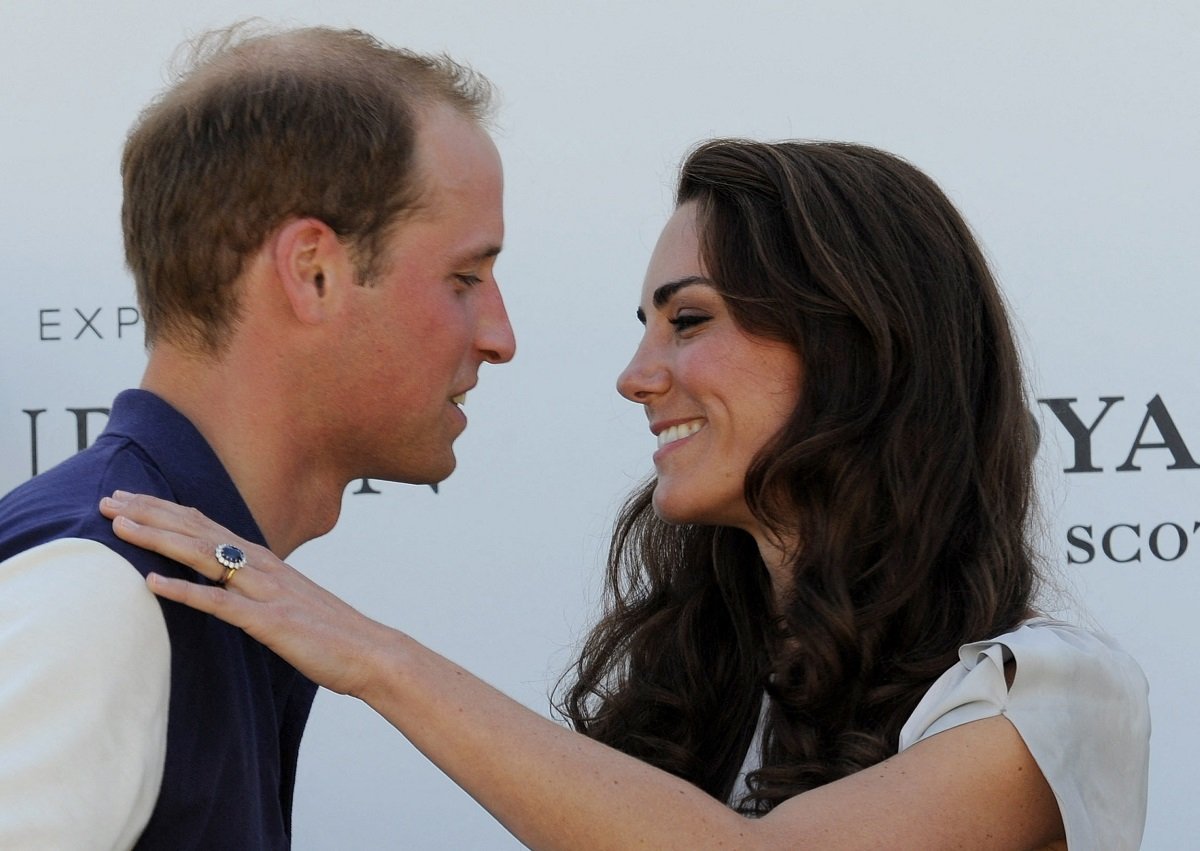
657;420;704;449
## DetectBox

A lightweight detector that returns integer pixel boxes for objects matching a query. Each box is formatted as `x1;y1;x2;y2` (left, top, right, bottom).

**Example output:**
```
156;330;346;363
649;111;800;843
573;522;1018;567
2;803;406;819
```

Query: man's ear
271;218;354;325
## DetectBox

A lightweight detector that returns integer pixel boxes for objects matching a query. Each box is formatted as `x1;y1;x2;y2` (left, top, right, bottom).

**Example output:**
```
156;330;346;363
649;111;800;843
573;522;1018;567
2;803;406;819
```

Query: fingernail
115;516;140;530
112;490;132;500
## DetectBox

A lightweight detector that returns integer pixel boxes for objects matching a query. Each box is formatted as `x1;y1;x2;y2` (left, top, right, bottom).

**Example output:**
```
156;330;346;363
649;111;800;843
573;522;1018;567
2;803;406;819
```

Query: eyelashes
669;314;710;331
634;306;713;331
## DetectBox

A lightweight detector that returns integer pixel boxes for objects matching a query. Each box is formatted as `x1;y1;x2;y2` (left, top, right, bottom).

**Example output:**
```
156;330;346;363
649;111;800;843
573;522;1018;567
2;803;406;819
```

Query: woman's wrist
351;619;414;706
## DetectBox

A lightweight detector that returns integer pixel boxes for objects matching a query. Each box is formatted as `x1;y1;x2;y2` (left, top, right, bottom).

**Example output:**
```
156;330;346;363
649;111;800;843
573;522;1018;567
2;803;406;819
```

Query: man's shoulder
0;436;171;565
0;538;167;636
0;536;171;848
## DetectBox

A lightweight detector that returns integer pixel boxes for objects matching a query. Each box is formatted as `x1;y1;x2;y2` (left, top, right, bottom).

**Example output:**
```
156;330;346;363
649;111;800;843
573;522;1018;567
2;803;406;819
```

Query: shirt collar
100;389;267;548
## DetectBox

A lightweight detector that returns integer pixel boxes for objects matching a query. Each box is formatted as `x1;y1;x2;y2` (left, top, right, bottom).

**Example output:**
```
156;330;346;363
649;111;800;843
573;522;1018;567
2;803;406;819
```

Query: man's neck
140;344;344;558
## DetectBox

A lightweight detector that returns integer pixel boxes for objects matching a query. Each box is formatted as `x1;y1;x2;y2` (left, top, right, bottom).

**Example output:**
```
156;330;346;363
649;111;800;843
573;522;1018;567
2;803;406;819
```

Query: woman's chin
651;482;754;533
650;488;689;525
651;488;718;527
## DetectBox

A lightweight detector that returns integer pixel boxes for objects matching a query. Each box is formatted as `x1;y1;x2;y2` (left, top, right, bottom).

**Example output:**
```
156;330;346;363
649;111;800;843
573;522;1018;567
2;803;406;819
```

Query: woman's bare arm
100;491;1064;850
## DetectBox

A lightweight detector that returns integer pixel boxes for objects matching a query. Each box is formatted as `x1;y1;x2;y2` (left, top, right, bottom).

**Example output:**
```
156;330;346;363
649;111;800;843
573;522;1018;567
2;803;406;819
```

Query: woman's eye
669;313;710;331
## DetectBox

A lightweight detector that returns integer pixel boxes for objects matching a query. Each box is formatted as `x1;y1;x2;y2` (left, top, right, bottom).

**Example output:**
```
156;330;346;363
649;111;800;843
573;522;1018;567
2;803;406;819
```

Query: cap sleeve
898;619;1150;850
0;538;170;847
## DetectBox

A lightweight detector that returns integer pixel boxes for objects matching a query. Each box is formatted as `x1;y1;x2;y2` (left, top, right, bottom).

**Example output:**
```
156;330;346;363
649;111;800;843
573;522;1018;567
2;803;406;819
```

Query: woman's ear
271;218;353;325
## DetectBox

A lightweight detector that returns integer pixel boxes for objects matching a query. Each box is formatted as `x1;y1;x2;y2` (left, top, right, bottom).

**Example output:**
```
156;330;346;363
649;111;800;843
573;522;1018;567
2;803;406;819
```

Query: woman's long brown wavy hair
556;140;1039;812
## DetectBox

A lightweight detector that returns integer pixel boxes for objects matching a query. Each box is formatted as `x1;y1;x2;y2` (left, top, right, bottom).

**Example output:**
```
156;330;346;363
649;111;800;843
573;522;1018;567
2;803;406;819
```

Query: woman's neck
749;527;798;611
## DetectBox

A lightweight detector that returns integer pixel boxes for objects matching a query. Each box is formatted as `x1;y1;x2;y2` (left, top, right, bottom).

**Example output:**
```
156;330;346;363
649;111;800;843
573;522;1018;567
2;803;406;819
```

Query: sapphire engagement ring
215;543;247;586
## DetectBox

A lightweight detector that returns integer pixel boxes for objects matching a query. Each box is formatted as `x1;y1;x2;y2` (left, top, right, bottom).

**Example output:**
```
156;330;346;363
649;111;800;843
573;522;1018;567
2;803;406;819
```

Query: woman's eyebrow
652;276;711;309
636;276;714;323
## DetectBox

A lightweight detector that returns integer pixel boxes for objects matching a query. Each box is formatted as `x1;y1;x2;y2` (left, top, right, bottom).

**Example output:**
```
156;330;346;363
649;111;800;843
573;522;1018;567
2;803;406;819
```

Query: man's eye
669;313;709;331
455;274;483;287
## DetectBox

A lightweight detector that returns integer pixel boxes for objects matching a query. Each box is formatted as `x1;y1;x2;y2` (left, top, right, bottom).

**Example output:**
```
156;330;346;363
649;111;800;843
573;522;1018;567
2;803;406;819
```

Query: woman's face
617;202;802;534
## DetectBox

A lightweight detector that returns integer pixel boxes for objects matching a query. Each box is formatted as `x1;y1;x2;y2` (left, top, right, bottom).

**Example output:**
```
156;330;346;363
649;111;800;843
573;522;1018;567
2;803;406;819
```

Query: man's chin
359;458;456;490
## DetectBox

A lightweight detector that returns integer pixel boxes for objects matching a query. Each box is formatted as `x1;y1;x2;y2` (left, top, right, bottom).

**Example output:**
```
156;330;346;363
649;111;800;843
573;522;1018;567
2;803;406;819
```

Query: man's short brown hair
121;23;493;352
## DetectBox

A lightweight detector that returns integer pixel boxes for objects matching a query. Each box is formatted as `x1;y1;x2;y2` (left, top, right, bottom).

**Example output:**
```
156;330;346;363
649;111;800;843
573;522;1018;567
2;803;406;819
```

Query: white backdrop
1;2;1194;848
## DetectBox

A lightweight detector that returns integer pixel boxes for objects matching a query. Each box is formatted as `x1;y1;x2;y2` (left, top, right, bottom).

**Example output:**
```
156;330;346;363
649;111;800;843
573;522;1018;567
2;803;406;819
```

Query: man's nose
478;280;516;364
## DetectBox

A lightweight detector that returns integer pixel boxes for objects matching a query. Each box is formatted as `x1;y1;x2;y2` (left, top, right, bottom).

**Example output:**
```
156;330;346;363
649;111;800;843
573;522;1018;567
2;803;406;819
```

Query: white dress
731;619;1151;849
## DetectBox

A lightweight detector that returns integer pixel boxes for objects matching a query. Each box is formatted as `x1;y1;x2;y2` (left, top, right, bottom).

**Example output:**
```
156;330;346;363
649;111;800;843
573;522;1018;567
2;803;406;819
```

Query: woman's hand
99;491;386;697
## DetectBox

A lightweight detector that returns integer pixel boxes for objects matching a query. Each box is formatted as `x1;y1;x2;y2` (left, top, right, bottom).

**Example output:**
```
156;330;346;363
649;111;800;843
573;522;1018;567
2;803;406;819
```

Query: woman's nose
616;340;668;403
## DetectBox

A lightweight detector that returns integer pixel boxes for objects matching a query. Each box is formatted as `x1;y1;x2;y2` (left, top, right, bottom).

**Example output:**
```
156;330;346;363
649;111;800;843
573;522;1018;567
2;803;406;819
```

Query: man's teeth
657;420;704;449
452;393;467;406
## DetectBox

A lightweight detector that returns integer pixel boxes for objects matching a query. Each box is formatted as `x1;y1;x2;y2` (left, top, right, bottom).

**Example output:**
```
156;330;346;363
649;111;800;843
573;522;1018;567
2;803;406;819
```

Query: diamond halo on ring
215;543;247;586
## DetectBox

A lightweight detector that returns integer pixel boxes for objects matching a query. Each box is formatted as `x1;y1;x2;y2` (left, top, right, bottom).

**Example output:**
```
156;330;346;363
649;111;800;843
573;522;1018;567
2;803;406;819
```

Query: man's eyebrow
454;244;503;264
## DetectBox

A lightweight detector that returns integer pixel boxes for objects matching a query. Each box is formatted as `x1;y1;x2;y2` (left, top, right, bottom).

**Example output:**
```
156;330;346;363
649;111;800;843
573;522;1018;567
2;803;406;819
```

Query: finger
146;572;258;629
100;491;238;543
110;514;244;586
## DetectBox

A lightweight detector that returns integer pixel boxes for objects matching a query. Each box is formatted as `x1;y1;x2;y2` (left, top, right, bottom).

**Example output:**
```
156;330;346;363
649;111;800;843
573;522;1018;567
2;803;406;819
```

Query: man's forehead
412;105;502;185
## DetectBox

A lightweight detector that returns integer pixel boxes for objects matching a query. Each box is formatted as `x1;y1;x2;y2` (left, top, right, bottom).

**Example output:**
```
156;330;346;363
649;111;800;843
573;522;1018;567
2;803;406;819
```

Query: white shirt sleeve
0;538;171;849
898;618;1151;851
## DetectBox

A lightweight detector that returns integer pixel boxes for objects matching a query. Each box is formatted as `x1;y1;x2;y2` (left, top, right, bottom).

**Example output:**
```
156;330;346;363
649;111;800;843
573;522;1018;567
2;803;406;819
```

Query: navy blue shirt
0;389;317;849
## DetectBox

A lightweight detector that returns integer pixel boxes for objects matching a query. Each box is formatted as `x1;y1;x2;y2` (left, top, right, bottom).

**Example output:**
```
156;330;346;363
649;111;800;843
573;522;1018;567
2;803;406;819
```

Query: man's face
334;104;515;485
